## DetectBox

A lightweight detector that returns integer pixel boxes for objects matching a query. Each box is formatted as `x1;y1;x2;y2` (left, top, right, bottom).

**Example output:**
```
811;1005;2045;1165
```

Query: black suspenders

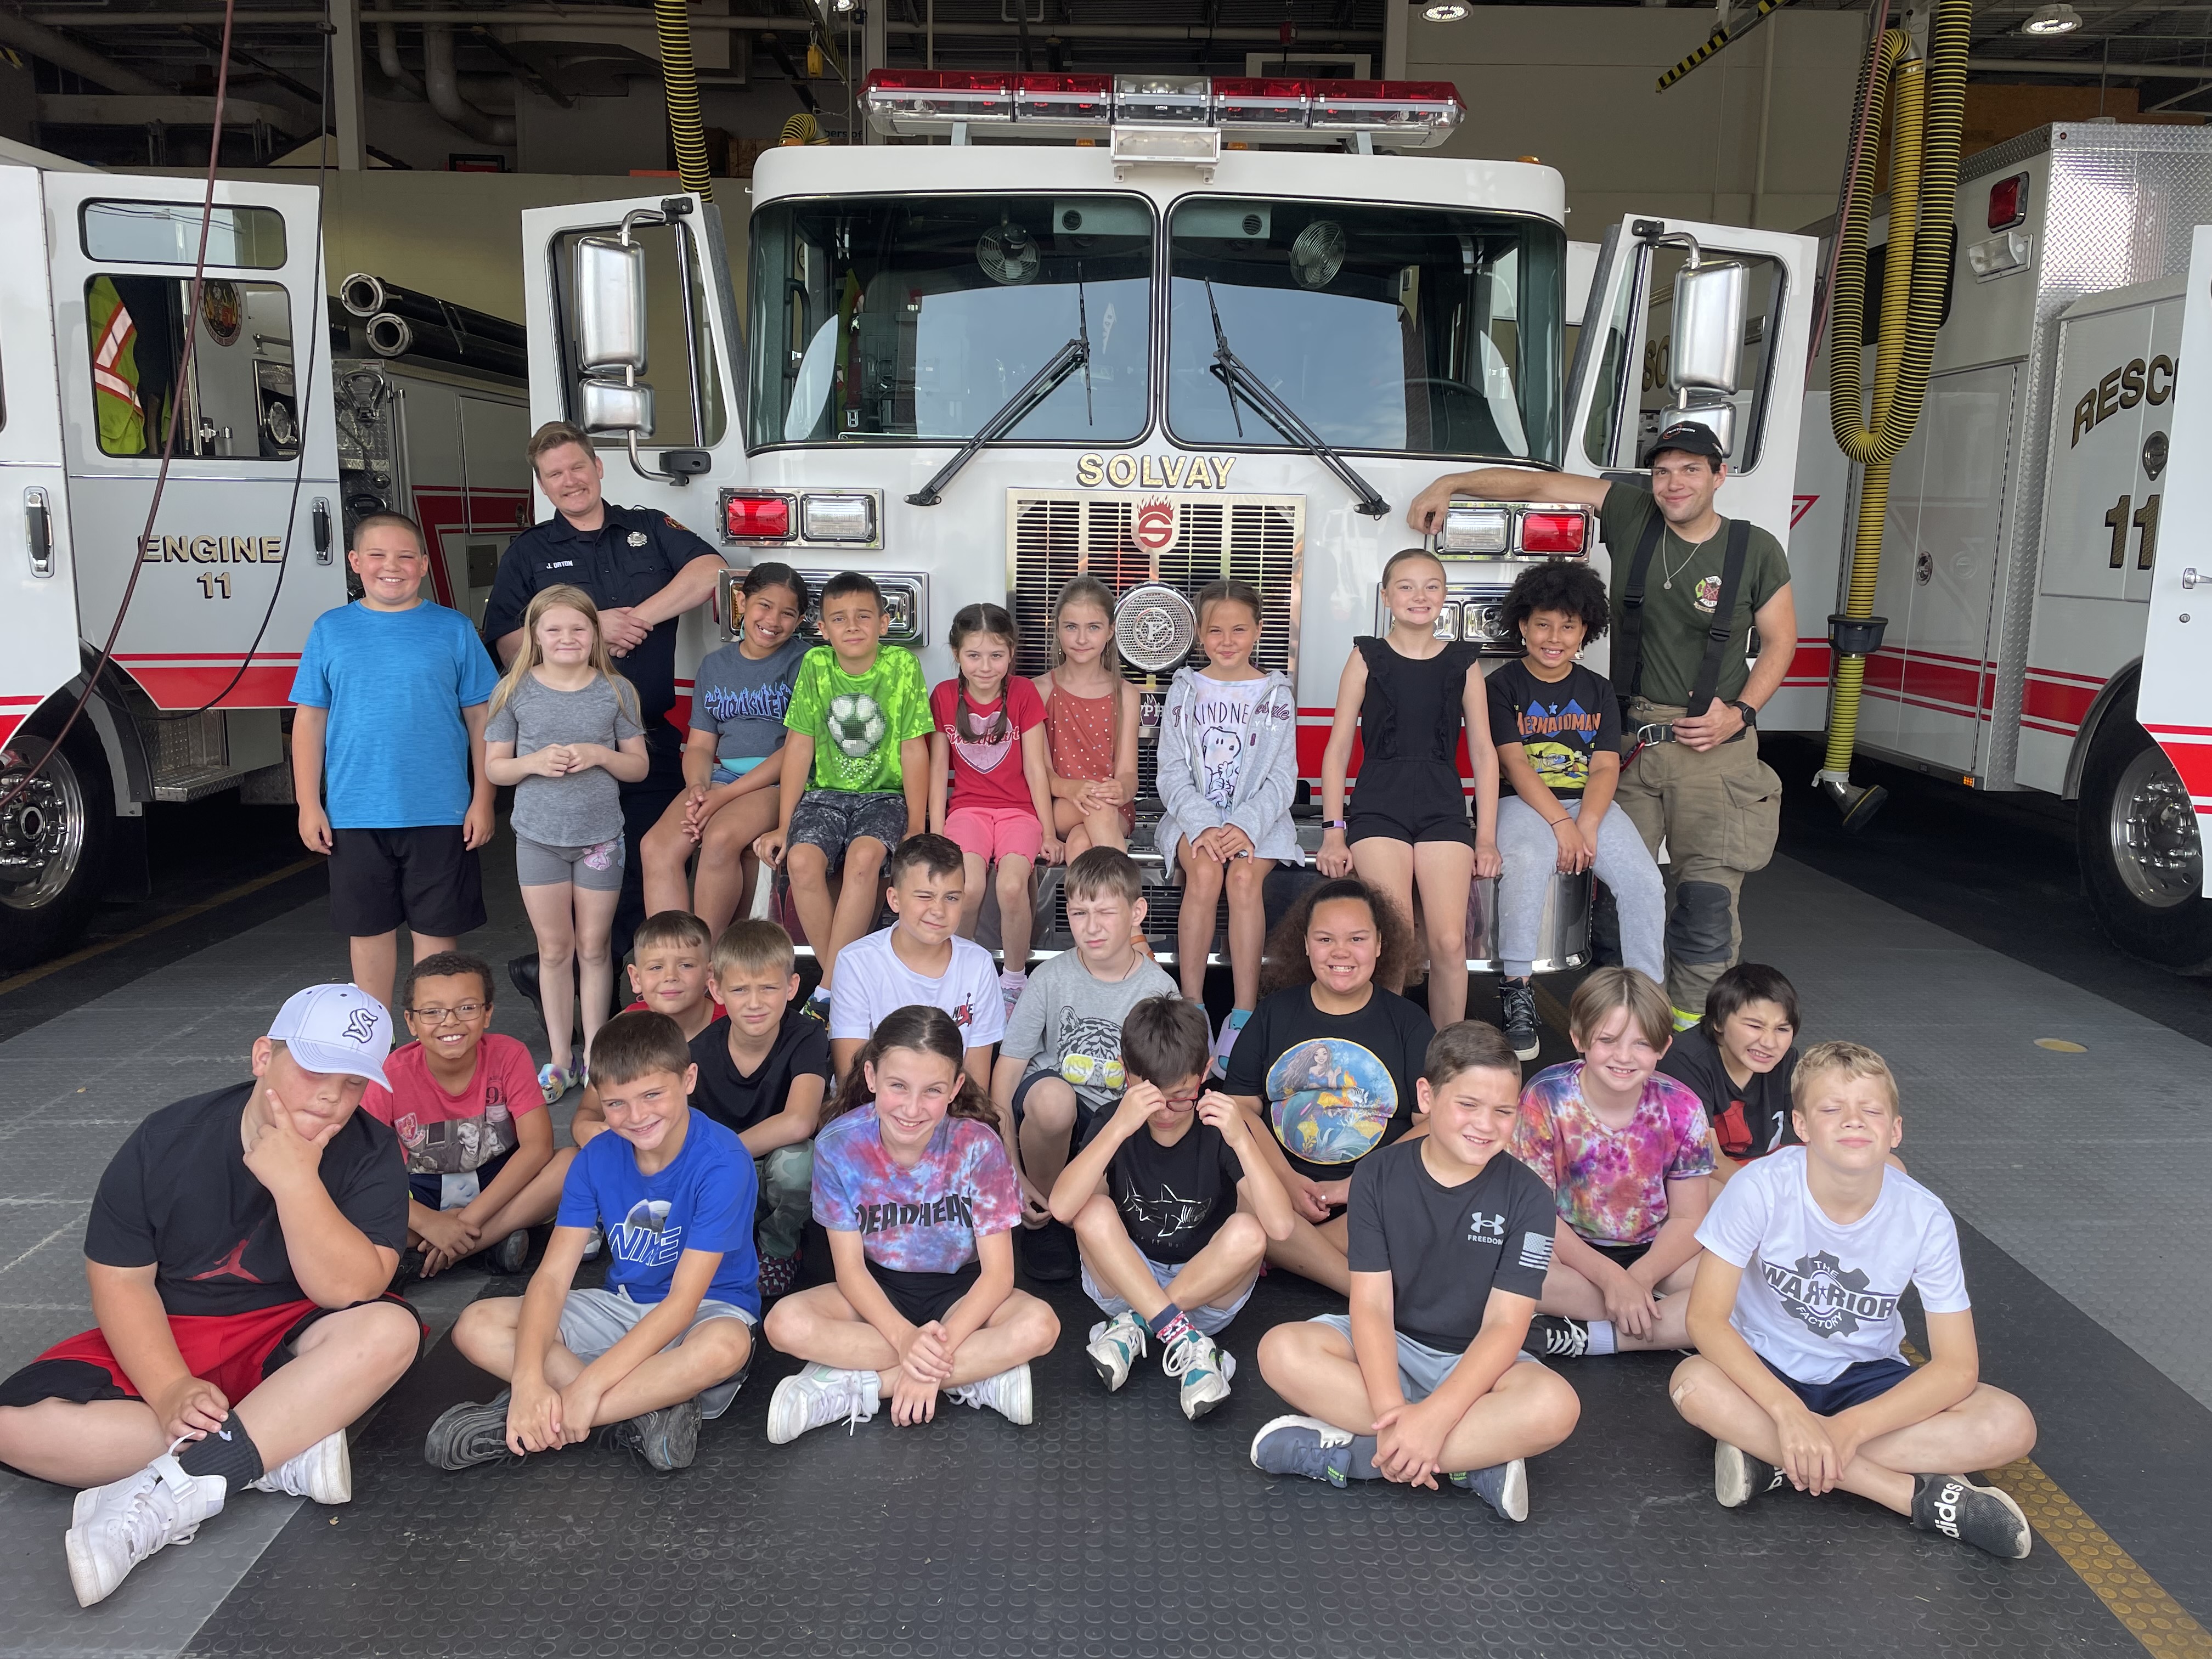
1612;511;1752;719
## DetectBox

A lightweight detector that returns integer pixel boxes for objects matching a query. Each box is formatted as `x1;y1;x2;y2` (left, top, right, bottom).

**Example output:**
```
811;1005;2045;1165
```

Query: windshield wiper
1205;280;1388;518
906;270;1093;508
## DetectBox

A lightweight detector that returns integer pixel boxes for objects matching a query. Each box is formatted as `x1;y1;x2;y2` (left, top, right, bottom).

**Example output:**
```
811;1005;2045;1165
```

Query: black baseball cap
1640;420;1728;466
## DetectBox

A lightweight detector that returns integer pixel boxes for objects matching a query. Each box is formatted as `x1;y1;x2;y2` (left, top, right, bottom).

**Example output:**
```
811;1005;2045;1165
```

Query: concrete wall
1409;7;1866;235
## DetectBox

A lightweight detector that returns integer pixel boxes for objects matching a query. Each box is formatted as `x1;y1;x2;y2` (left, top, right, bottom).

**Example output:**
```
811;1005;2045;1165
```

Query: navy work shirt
482;502;721;725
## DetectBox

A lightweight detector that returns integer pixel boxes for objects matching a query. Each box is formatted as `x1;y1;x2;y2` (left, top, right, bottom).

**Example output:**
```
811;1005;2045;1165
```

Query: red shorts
945;804;1045;865
0;1294;421;1411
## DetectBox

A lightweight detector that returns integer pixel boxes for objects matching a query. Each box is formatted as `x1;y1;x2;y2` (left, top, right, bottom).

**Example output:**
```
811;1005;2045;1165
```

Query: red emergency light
1519;511;1588;554
861;70;1463;148
1988;172;2029;231
724;493;792;541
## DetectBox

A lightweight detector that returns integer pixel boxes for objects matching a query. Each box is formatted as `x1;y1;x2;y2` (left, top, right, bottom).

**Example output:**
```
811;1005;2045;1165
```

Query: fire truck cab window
1167;199;1564;464
85;276;298;461
748;194;1153;448
80;201;286;268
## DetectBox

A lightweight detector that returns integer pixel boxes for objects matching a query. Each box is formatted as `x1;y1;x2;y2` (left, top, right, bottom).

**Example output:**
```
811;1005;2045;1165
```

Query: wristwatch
1324;819;1348;831
1728;699;1758;729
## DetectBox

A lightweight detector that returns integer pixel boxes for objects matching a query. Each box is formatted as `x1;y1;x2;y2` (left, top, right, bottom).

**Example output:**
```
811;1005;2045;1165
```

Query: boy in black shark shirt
1049;996;1293;1421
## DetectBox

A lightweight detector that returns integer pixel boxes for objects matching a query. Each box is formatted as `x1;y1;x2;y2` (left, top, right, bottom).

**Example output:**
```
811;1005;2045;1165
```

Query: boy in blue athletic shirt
426;1011;760;1474
290;511;499;1013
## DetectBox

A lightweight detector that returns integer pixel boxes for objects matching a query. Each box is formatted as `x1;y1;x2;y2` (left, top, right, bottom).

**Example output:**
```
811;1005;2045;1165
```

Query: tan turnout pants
1613;699;1784;1022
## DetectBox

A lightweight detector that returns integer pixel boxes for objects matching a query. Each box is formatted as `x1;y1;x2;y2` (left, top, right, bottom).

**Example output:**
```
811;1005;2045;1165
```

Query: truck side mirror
573;219;703;483
1669;258;1748;397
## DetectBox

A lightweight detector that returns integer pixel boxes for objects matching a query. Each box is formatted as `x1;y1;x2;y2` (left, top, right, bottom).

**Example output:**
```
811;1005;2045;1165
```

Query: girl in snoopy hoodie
1154;578;1305;1075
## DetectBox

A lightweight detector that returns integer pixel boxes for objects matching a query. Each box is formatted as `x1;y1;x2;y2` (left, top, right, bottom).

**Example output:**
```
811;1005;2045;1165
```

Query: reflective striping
1984;1458;2212;1659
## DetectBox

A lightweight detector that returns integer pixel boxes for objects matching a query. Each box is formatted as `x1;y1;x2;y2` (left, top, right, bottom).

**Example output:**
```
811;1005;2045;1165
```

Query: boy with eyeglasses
361;951;555;1279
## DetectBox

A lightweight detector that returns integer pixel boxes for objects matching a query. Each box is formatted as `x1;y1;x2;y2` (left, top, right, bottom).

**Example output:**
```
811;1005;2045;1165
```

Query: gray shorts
1309;1312;1538;1401
557;1285;755;1419
1082;1249;1256;1337
787;789;908;873
516;831;626;891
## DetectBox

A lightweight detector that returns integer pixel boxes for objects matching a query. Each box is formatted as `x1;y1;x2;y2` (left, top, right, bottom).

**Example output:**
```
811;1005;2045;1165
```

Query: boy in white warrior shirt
1669;1041;2040;1558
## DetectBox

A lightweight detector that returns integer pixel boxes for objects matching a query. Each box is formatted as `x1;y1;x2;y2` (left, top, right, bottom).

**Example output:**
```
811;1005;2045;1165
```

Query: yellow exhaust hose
1818;0;1970;801
653;0;714;201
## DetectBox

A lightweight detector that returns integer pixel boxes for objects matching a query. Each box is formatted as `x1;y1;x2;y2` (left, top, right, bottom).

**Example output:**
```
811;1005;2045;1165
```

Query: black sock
177;1412;265;1486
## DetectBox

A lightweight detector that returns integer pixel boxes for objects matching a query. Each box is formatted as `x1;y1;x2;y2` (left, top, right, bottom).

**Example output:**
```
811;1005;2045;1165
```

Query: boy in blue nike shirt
426;1011;759;1474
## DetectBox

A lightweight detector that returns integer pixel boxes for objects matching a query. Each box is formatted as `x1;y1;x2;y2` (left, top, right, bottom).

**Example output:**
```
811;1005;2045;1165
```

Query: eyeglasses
406;1002;487;1024
1160;1092;1204;1108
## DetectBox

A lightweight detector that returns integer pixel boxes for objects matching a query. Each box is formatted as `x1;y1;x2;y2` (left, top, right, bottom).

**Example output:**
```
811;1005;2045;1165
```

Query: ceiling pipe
373;20;427;98
1966;52;2212;75
421;20;514;144
0;6;167;93
31;8;1383;40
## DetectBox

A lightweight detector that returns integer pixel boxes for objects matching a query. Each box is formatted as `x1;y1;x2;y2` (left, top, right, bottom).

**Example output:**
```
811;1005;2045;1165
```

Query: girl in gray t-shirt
484;584;648;1100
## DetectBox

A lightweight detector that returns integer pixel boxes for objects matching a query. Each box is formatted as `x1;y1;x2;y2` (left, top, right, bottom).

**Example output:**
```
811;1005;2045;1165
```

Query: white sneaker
947;1363;1034;1426
1163;1331;1237;1421
65;1454;225;1607
1086;1312;1148;1392
766;1363;881;1444
246;1430;352;1504
580;1223;603;1261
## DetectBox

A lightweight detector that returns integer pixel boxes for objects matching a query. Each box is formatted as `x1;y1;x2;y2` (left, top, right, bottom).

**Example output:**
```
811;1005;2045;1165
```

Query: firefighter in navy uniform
484;421;728;991
1408;422;1795;1026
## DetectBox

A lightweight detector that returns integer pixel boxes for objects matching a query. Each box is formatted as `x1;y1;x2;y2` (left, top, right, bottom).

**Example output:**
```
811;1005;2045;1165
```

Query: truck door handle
25;488;54;578
313;498;332;563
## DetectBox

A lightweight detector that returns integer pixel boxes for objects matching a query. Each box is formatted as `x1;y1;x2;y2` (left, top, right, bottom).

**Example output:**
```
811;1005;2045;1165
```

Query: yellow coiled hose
1819;0;1969;790
653;0;714;201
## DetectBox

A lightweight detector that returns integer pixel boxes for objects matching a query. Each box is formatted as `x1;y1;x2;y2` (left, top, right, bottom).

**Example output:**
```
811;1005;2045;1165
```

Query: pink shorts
945;804;1045;865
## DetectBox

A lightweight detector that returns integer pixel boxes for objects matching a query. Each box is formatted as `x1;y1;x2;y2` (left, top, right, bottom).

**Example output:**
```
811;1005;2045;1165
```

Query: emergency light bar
861;71;1463;149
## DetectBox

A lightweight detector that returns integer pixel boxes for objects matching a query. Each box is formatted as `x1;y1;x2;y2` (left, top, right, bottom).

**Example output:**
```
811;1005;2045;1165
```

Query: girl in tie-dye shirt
765;1005;1057;1443
1508;967;1714;1358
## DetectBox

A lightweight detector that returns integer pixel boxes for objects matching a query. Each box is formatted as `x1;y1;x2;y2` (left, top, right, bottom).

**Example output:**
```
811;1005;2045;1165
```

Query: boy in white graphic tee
1669;1041;2040;1559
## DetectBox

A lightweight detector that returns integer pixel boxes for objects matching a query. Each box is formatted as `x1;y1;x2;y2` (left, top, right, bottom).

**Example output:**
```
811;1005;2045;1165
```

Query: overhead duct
0;7;165;94
374;21;428;99
421;20;514;145
340;271;528;349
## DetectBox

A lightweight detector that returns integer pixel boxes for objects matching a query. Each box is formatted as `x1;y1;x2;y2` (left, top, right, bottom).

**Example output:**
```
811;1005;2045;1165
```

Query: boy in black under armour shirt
0;984;420;1607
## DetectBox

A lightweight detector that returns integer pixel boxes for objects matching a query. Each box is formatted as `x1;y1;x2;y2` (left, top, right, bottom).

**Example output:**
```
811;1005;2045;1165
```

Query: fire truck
0;140;528;969
518;70;1819;960
1784;122;2212;971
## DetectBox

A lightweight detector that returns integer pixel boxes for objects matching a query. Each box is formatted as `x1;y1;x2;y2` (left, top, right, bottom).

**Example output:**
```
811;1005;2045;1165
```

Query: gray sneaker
607;1395;702;1472
1449;1458;1528;1521
1249;1415;1353;1487
424;1392;514;1471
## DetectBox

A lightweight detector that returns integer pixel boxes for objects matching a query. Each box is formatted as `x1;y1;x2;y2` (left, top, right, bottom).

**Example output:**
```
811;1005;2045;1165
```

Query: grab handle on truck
25;488;54;578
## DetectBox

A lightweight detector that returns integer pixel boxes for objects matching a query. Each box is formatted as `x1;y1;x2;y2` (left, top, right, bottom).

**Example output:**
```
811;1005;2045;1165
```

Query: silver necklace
1660;521;1722;590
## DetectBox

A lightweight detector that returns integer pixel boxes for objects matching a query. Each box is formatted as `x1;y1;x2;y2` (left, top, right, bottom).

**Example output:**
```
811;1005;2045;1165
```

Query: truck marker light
800;494;877;542
1989;172;2029;232
1440;504;1510;554
724;494;793;540
1519;511;1588;554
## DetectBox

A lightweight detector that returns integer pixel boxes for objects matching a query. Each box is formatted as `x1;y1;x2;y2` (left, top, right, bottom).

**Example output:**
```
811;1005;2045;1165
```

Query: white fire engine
0;139;527;968
1785;122;2212;970
520;70;1818;960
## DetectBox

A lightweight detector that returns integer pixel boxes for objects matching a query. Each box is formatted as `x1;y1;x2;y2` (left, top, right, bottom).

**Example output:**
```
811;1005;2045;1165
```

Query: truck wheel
0;721;115;972
2077;685;2212;974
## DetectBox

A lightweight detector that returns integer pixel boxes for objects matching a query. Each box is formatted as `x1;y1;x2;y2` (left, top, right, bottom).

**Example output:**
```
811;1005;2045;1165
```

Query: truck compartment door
520;192;748;554
1565;214;1819;686
2138;225;2212;895
44;173;345;709
0;162;79;744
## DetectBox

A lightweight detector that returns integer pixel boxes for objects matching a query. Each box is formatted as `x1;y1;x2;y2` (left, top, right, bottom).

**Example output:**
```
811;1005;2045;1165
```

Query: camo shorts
787;789;909;874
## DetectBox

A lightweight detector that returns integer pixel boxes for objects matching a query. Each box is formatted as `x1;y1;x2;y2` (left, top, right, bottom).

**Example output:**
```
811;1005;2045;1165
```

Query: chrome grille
1006;489;1304;681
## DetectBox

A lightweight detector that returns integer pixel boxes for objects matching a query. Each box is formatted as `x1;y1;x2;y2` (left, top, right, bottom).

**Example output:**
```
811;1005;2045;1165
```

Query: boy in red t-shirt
362;951;554;1279
0;984;421;1607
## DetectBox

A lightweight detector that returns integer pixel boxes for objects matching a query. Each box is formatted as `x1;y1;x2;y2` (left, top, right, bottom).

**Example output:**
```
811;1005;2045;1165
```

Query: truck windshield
1167;198;1564;465
749;193;1152;449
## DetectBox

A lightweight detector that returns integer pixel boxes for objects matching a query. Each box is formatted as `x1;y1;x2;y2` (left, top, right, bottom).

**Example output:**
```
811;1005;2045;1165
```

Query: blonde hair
1567;966;1674;1052
488;584;639;725
1790;1040;1900;1111
713;917;797;982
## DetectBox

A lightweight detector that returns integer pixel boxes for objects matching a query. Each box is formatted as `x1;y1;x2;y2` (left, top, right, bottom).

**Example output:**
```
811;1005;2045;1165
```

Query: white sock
1001;968;1027;986
1585;1320;1618;1356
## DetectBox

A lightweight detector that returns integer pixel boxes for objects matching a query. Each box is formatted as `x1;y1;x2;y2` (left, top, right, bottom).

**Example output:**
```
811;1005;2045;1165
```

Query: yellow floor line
0;855;322;998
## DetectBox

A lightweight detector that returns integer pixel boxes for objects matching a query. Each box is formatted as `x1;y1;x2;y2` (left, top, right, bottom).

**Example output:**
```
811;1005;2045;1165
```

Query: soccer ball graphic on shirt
827;693;888;759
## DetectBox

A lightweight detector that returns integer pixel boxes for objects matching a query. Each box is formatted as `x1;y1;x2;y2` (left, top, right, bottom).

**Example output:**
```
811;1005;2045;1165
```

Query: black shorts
1763;1355;1913;1414
787;789;908;876
873;1261;980;1327
1008;1068;1098;1151
1588;1239;1651;1271
329;825;486;938
1346;763;1473;847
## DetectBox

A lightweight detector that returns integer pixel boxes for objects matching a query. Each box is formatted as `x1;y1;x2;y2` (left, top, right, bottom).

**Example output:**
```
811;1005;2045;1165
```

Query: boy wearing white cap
0;984;424;1608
